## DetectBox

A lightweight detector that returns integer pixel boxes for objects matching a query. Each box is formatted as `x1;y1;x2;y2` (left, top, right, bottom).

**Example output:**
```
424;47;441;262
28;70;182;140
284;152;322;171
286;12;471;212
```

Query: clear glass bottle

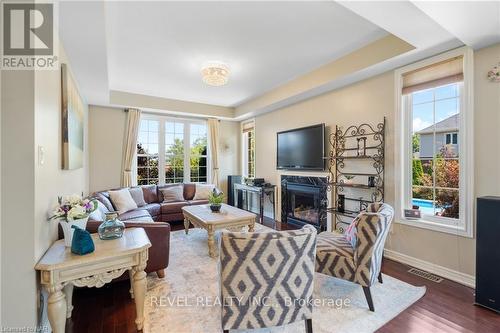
98;211;125;240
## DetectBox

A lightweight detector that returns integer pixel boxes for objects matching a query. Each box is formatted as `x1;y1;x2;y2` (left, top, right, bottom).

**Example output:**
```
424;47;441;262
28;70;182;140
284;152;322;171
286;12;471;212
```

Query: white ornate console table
35;228;151;332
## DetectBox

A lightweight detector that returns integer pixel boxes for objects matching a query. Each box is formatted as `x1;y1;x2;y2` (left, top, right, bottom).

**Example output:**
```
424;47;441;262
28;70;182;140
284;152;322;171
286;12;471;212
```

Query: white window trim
394;46;474;238
444;132;458;145
241;119;256;178
135;113;210;184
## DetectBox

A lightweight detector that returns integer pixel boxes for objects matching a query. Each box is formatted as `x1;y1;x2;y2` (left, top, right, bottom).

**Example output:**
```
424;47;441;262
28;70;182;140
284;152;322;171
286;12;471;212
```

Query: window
445;133;458;145
137;119;159;185
242;120;255;178
137;116;208;185
411;83;460;219
189;123;208;183
164;120;185;183
395;47;474;237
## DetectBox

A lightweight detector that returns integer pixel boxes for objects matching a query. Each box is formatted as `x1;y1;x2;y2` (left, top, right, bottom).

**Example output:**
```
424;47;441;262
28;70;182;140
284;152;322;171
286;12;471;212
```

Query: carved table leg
184;218;190;234
248;221;255;232
129;269;135;299
207;227;216;258
63;283;74;318
47;283;67;333
133;264;147;331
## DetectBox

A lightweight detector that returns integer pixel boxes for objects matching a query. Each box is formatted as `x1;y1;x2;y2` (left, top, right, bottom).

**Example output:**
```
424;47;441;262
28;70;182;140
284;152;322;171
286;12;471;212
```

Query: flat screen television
276;124;325;171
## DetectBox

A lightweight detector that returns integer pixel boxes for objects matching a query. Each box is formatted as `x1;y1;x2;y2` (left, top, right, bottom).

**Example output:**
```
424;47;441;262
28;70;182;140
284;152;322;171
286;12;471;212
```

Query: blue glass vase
98;212;125;240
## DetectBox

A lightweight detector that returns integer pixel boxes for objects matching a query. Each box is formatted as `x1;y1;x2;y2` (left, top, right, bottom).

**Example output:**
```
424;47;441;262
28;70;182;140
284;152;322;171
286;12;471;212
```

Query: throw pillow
129;187;147;207
344;216;360;248
193;184;215;200
160;185;184;203
108;188;138;215
88;200;108;221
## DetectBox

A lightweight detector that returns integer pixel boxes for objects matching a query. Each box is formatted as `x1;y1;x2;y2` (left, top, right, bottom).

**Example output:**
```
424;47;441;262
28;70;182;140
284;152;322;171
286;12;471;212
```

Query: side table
35;228;151;332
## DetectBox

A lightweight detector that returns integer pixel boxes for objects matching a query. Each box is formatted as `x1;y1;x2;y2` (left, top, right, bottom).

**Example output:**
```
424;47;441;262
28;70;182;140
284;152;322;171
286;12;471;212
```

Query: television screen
277;124;325;170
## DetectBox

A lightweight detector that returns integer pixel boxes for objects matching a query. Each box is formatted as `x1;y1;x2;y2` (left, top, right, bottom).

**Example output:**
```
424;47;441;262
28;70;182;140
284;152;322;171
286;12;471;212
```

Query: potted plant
49;195;98;247
208;189;224;213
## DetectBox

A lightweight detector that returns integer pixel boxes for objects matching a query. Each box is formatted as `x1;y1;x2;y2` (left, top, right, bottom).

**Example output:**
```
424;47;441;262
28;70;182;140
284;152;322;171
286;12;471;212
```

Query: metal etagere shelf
326;118;386;233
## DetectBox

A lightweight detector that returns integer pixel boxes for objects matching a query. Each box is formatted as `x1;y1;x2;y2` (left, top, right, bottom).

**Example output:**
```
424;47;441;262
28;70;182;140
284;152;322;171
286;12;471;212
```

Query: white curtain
208;118;220;188
121;108;141;187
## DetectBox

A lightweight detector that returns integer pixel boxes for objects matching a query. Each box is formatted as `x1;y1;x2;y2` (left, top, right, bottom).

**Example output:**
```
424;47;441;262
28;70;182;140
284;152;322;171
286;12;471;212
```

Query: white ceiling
59;1;500;115
104;1;387;107
412;1;500;50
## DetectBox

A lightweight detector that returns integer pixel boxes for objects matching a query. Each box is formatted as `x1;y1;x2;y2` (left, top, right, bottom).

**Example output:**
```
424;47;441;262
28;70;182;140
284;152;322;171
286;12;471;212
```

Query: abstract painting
61;63;84;169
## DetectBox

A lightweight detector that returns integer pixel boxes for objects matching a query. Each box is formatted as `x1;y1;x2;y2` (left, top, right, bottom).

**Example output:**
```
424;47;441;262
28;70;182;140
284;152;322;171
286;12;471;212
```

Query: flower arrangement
49;195;98;222
487;63;500;82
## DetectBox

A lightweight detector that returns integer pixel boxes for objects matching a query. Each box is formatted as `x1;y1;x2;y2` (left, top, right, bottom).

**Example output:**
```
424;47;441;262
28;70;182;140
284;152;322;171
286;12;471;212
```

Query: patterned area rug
144;225;425;333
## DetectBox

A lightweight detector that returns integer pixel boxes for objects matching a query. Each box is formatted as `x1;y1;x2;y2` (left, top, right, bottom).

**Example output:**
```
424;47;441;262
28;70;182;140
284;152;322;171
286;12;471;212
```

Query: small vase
210;204;221;213
59;217;89;247
98;212;125;240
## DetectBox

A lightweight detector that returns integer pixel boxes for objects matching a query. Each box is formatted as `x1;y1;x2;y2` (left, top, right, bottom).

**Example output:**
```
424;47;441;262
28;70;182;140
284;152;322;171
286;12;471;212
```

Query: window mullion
184;122;190;182
406;94;413;210
158;120;166;185
432;89;437;216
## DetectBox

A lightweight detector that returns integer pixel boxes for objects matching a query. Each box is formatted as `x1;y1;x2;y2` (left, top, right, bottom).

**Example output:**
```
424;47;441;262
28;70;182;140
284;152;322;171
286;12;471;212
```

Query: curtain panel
121;108;141;187
208;118;220;188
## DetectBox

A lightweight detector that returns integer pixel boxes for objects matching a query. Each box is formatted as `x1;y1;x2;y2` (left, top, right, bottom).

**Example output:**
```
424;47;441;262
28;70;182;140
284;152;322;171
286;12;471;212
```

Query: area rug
143;225;426;333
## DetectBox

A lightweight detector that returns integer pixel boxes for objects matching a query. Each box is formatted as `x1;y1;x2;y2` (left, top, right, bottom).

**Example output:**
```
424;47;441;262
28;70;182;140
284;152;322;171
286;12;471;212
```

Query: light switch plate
38;146;45;165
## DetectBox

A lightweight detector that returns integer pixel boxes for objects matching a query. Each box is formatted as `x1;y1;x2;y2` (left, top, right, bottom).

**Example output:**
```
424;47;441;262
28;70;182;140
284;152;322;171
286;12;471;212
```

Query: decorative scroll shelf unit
327;118;386;233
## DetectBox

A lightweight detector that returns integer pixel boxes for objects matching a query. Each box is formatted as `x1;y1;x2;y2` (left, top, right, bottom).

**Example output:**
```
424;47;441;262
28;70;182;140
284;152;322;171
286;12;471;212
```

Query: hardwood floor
66;219;500;333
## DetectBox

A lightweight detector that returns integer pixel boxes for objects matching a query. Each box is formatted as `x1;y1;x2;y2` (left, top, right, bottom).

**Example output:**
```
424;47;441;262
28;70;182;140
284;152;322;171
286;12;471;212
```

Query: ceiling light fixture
201;62;230;86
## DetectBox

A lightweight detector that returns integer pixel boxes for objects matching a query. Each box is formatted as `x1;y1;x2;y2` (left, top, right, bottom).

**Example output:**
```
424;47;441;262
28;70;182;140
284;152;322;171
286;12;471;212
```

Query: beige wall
1;44;89;327
252;44;500;277
1;69;37;327
89;106;126;192
88;106;240;194
34;46;90;262
218;120;240;196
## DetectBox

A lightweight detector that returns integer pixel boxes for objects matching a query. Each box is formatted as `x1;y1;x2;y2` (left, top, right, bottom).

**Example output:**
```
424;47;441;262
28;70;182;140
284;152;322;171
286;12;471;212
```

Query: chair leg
305;318;313;333
378;272;383;284
362;286;375;312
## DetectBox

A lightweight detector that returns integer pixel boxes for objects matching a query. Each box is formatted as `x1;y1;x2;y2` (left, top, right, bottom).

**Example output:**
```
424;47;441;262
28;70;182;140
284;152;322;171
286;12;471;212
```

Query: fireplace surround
281;175;328;231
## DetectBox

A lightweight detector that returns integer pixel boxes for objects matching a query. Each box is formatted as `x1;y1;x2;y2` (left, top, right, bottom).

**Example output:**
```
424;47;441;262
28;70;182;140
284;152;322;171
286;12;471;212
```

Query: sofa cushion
119;209;152;221
193;184;215;200
158;184;182;202
161;201;189;214
159;185;184;202
142;185;159;203
188;199;209;206
93;192;115;212
129;187;147;207
142;203;161;217
184;183;196;200
109;188;138;215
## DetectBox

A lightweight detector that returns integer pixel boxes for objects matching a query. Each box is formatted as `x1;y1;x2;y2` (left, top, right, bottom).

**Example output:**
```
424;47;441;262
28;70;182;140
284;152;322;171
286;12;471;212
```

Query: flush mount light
201;62;230;86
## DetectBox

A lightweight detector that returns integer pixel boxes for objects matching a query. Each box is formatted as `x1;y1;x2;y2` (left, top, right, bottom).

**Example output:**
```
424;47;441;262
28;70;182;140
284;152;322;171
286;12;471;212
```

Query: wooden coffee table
182;204;257;257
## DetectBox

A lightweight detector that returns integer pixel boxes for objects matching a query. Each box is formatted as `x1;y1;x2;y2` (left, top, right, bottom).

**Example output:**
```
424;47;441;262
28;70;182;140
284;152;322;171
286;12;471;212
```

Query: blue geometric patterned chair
219;225;317;333
315;203;394;312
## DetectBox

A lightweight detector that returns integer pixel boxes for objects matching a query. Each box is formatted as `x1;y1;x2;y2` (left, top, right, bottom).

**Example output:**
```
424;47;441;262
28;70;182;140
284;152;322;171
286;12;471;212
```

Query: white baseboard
384;249;476;288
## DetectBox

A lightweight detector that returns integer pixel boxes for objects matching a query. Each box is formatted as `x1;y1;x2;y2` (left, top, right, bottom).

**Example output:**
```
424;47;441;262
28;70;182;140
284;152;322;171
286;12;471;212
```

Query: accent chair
315;203;394;312
219;225;317;333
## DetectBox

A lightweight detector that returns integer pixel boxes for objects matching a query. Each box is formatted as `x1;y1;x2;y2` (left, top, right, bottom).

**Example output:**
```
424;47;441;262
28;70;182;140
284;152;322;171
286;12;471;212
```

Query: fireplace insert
281;176;327;231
